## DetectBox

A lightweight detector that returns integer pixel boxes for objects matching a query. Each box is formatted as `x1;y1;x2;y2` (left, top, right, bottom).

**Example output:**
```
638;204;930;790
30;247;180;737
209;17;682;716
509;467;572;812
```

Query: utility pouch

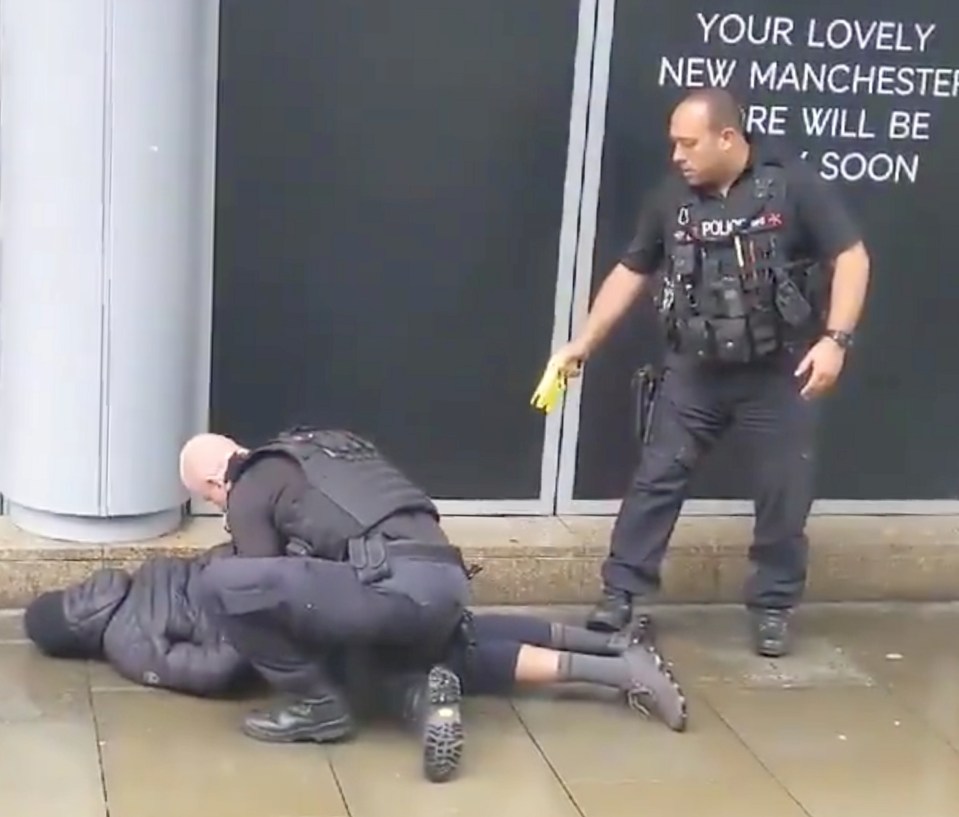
773;270;813;327
748;313;781;358
718;277;747;319
347;535;392;585
712;318;752;363
680;316;712;359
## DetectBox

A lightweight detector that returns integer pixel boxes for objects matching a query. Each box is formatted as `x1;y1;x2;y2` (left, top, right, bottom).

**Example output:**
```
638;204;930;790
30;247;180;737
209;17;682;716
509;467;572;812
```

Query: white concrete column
0;0;220;542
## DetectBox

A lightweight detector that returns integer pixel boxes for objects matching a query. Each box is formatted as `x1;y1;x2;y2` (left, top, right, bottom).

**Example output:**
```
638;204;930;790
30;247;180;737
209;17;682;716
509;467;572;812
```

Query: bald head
676;89;744;134
669;89;749;188
179;433;246;509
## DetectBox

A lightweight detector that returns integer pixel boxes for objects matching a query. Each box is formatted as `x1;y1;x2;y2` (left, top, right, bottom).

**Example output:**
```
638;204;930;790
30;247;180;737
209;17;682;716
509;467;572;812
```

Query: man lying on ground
23;547;687;782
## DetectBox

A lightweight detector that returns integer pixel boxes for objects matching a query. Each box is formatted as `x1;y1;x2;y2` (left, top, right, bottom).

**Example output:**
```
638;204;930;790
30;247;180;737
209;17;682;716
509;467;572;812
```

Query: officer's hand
530;342;588;413
547;341;588;379
795;337;846;400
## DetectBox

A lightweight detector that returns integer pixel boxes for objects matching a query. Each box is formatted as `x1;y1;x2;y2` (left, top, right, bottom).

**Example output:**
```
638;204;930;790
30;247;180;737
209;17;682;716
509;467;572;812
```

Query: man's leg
735;365;820;657
471;612;651;652
444;632;687;731
588;364;729;631
198;561;357;743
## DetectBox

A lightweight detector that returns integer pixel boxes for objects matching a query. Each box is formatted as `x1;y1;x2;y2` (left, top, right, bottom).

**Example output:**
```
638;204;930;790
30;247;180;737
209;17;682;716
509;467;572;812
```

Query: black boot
750;608;792;658
385;665;465;783
586;589;633;632
242;690;355;744
411;666;465;783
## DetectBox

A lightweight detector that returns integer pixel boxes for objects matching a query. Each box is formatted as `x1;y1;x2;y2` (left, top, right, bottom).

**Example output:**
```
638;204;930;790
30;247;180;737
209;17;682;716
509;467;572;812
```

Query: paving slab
94;690;349;817
4;602;959;816
0;644;106;817
329;698;582;817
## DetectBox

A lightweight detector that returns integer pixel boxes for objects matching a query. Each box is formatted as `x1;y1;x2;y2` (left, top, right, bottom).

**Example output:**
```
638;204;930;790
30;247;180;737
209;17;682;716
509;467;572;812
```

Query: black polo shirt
620;144;862;276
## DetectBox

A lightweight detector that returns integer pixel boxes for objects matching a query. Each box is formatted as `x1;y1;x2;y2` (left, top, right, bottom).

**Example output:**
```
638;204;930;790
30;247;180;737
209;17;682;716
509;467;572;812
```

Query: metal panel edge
188;0;221;518
538;0;599;515
556;0;617;515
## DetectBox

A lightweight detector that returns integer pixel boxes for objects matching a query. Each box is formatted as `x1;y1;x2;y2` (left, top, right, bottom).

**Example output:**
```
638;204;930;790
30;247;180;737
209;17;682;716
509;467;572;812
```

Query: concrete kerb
0;514;957;608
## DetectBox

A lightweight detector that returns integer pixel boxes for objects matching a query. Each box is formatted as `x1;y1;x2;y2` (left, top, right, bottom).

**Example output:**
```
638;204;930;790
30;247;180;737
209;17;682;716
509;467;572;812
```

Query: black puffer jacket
25;543;248;696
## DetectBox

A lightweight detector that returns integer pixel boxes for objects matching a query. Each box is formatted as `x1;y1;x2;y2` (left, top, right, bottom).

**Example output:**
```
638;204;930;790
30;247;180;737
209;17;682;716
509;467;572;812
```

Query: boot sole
241;714;354;744
422;666;464;783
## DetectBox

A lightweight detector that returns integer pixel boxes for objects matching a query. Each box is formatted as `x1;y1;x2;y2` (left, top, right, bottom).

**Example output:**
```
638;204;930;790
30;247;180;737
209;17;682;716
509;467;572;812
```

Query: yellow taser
530;364;567;413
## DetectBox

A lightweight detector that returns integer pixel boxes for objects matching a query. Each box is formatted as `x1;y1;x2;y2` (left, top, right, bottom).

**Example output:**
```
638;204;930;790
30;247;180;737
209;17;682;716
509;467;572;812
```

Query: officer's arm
826;240;870;336
574;190;666;356
226;460;290;557
794;165;871;335
576;265;651;356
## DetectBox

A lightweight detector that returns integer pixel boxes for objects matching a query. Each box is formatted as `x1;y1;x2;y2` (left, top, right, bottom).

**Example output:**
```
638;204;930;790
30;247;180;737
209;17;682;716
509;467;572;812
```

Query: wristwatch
823;329;854;350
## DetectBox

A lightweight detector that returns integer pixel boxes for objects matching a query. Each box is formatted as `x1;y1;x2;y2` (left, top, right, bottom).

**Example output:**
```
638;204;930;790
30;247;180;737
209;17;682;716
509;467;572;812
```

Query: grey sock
549;623;621;655
557;652;631;689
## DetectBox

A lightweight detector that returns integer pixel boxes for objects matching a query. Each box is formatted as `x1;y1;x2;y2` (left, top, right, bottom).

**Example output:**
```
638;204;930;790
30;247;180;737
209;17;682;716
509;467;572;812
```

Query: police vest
663;162;823;364
233;427;441;557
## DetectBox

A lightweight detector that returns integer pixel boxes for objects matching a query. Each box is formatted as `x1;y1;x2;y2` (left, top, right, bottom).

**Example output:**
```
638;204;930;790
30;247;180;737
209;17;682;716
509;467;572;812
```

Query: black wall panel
211;1;581;499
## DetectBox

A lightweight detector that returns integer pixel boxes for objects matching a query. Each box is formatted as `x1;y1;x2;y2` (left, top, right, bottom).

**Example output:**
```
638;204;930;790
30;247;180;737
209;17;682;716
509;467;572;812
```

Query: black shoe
242;692;355;744
586;589;633;632
750;608;792;657
622;643;688;732
400;665;465;783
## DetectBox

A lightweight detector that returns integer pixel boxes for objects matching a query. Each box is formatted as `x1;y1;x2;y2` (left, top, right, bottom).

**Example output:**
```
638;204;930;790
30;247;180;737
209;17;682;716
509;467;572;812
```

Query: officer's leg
735;366;820;657
199;557;384;744
367;650;465;784
588;365;729;631
369;559;472;782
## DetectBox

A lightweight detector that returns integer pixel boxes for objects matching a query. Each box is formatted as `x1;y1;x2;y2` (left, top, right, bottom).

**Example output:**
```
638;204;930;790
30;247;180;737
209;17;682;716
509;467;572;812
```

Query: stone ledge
0;514;957;607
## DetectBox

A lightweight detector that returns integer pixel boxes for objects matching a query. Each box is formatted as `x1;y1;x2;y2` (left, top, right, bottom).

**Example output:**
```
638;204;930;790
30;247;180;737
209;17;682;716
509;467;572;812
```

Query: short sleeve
788;160;863;261
619;181;671;274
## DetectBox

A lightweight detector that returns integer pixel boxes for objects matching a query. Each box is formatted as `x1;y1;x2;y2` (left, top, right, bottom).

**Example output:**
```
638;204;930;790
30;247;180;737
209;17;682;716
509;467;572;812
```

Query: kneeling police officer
179;427;468;781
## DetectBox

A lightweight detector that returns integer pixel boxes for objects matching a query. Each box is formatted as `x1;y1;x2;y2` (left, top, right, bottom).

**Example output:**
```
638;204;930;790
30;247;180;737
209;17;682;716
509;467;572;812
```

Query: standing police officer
544;89;870;657
179;427;469;782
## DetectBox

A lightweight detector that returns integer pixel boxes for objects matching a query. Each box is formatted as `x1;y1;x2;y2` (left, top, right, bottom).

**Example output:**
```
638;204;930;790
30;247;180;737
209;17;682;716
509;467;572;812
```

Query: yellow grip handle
530;363;567;414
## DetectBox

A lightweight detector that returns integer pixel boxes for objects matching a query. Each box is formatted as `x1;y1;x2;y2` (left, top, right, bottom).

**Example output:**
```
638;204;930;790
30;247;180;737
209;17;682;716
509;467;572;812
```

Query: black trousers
602;354;820;610
199;556;469;695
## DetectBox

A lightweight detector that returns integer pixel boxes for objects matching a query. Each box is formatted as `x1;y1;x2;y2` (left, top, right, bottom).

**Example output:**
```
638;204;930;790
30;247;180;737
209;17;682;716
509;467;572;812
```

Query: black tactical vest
232;427;440;557
662;161;823;364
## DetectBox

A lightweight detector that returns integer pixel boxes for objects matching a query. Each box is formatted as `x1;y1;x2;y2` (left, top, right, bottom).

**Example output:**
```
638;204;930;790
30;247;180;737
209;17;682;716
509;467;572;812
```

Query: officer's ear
716;126;737;150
